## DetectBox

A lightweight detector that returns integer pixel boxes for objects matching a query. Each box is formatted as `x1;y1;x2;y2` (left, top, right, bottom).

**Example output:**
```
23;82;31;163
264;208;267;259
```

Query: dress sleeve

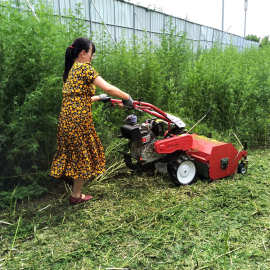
83;63;99;84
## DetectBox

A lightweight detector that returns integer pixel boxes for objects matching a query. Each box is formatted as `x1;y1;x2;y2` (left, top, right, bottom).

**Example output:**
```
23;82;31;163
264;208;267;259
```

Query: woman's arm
93;76;130;100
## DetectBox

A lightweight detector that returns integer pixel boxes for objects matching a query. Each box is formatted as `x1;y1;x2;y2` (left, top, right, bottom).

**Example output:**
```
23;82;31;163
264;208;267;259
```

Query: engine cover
120;124;142;141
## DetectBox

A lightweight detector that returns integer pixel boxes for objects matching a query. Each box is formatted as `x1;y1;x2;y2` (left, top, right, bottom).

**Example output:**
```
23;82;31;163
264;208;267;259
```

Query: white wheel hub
240;167;247;174
176;160;196;185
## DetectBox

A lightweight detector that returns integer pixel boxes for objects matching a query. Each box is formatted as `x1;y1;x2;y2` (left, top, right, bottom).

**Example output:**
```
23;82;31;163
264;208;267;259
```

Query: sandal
69;194;93;205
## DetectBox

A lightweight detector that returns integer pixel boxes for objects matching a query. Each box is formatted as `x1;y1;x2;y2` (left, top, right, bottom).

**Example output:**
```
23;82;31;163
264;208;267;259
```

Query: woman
50;37;133;205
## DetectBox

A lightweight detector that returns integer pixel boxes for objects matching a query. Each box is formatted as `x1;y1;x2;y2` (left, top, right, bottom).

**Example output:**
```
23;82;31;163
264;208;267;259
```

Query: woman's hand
91;94;111;103
122;95;134;109
98;94;111;103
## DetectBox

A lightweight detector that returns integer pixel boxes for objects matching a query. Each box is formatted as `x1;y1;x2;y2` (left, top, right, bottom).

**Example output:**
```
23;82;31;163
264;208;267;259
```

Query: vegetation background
0;2;269;269
0;1;269;204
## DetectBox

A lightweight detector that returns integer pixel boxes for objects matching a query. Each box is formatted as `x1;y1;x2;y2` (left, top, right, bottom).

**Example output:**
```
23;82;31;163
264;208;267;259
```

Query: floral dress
50;62;105;181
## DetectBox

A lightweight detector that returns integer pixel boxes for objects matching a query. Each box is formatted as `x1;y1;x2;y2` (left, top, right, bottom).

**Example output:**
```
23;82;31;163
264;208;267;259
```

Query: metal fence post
212;27;214;48
113;0;116;43
149;9;151;46
89;0;92;36
199;25;201;51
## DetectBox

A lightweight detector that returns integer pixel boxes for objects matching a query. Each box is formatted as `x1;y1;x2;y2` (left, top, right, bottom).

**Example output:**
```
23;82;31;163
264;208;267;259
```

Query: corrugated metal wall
6;0;259;50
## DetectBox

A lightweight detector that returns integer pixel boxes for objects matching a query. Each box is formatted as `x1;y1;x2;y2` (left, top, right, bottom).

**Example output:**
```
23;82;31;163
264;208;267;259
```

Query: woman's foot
69;194;93;205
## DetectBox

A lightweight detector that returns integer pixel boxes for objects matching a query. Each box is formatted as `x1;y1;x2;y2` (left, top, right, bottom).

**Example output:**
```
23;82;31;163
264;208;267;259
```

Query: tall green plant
0;1;269;207
181;45;270;144
0;1;88;204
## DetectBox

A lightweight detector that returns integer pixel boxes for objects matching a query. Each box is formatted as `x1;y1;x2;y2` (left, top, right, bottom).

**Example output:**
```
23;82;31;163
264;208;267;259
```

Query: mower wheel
124;154;141;171
238;162;247;175
168;159;196;185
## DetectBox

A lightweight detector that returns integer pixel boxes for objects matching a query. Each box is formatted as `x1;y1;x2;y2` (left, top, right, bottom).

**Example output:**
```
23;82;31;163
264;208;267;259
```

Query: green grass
1;149;270;270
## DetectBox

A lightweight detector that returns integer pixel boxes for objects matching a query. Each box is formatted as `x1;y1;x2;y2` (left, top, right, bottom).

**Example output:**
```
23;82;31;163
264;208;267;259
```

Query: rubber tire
238;162;247;175
124;154;139;171
168;159;196;186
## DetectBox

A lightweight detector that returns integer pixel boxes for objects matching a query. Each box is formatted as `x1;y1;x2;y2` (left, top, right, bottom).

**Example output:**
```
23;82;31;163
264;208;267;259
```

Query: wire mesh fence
5;0;259;51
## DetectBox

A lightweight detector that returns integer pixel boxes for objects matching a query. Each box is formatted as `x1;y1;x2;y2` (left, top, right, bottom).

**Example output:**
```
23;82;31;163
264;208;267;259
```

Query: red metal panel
187;134;215;163
187;134;248;180
208;143;238;179
189;134;226;156
154;134;193;154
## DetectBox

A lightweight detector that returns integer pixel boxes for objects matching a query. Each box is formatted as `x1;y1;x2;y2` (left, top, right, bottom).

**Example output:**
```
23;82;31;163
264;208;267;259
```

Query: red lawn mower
110;99;248;185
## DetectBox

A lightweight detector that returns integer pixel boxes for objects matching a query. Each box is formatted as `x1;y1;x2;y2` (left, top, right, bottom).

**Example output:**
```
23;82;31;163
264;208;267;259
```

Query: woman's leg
69;179;93;204
71;179;84;198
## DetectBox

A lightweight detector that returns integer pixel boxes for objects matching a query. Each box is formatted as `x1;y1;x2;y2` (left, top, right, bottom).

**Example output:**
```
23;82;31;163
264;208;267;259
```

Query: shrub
181;45;270;145
0;1;269;206
0;1;88;205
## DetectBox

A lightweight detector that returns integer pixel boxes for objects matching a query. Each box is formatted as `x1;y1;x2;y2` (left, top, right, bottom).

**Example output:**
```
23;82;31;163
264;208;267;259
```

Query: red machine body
154;133;247;180
154;134;193;154
187;134;247;180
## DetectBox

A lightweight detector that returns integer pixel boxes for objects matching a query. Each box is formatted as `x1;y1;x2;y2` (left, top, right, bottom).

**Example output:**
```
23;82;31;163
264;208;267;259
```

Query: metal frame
7;0;259;51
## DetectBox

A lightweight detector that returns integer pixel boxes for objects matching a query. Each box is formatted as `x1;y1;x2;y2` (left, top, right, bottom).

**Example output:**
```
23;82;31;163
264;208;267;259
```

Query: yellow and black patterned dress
50;62;105;181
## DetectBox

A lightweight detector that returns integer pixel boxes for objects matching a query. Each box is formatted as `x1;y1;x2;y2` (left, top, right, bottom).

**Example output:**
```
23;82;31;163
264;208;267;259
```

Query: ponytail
63;38;95;82
63;47;74;82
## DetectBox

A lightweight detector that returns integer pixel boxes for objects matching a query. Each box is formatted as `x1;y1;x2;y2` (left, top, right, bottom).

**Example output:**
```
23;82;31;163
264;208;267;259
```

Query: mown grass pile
0;150;269;269
0;3;270;203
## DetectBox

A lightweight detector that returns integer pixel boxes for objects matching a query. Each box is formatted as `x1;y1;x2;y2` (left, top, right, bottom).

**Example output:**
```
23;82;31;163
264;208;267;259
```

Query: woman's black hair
63;37;96;82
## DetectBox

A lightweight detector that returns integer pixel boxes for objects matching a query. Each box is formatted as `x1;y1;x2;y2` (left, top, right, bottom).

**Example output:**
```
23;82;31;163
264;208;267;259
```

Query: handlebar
110;99;171;123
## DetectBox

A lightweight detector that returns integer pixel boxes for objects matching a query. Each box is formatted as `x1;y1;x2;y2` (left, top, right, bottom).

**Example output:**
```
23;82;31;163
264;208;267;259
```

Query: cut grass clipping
0;149;270;269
